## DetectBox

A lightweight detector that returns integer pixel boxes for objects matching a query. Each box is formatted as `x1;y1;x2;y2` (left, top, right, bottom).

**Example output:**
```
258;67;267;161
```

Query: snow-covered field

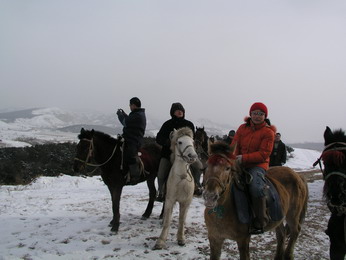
0;148;330;260
0;108;330;259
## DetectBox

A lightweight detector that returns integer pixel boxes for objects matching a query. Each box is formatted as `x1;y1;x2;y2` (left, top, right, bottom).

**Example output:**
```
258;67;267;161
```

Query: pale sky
1;0;345;143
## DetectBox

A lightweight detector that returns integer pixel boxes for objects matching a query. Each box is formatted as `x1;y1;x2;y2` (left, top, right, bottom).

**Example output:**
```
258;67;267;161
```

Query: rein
74;138;119;168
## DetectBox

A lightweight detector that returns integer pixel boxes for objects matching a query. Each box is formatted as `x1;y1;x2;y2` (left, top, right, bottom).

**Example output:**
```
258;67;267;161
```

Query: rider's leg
125;142;140;183
156;157;171;201
247;167;269;234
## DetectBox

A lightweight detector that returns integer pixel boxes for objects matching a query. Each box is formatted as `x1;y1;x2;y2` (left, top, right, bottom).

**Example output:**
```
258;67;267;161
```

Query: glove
236;155;242;164
116;109;123;116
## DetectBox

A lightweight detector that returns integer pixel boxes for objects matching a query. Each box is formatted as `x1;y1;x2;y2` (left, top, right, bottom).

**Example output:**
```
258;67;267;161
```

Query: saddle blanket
232;178;283;224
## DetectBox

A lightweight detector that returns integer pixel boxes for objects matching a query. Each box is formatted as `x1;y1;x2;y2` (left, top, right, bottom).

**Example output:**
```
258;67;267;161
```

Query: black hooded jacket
156;115;195;159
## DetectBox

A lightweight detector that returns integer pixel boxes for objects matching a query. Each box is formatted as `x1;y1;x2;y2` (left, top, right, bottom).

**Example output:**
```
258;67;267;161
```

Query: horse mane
78;129;117;145
208;141;236;165
170;127;194;162
325;128;346;145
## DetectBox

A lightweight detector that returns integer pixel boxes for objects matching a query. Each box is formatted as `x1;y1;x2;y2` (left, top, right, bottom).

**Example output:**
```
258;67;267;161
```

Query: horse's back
266;166;308;216
140;142;161;172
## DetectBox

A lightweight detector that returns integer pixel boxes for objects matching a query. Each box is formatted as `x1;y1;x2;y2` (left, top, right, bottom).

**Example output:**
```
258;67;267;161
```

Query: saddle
232;171;283;225
125;154;148;184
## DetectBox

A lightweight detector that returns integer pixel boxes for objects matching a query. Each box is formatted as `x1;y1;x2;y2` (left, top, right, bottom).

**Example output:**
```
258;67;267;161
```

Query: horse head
73;128;120;173
322;126;346;213
203;141;237;208
170;127;197;164
73;128;95;172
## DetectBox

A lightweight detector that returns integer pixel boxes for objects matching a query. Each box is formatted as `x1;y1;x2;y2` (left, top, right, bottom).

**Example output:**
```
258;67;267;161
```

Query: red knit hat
249;102;268;118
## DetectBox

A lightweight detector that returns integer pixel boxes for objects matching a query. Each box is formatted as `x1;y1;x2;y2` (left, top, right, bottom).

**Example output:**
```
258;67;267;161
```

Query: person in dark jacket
155;102;200;201
224;130;235;145
269;133;287;167
117;97;146;184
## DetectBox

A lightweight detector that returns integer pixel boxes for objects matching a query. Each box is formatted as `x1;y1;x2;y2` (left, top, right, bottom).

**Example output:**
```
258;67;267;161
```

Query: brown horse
73;128;161;233
203;142;308;260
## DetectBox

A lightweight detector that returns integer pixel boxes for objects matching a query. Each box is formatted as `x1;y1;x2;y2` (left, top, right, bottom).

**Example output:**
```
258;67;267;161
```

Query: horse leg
177;200;192;246
283;219;301;260
274;223;286;260
142;177;156;219
208;235;225;260
236;236;251;260
110;184;124;233
153;200;174;250
327;213;346;260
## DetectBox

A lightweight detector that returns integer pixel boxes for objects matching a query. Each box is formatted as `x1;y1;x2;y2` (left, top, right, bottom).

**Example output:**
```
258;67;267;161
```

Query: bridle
313;142;346;179
314;142;346;215
204;154;234;196
74;138;120;168
176;139;196;163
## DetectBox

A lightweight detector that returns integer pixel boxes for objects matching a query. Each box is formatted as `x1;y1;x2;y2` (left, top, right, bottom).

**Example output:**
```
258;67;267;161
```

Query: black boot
250;197;269;235
128;163;141;185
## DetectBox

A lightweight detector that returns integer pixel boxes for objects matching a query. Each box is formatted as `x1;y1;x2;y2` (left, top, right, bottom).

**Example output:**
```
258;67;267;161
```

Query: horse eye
226;167;231;171
178;141;182;145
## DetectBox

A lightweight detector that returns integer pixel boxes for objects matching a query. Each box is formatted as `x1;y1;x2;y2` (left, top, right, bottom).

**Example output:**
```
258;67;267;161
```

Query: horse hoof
178;240;185;246
141;216;148;220
152;243;164;250
110;227;119;234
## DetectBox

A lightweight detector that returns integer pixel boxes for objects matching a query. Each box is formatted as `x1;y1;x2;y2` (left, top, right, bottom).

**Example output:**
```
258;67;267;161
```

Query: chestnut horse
316;126;346;259
203;142;308;260
73;128;161;233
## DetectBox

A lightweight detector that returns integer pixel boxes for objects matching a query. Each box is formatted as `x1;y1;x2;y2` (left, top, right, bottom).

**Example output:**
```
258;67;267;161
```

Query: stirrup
249;226;264;235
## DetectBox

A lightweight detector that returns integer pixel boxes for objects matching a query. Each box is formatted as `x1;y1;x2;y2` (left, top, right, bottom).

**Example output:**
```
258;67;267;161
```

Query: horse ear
324;126;333;144
81;128;85;134
207;138;214;154
170;129;176;140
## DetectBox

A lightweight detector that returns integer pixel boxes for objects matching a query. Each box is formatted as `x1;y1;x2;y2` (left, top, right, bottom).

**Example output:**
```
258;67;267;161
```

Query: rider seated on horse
155;102;203;202
116;97;146;184
231;102;276;234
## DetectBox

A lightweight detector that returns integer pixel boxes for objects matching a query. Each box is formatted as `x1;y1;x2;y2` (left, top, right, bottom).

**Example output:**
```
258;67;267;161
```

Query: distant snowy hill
0;107;234;146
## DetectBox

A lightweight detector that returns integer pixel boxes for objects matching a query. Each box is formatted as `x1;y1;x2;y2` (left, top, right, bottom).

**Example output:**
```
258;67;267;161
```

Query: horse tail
299;175;309;225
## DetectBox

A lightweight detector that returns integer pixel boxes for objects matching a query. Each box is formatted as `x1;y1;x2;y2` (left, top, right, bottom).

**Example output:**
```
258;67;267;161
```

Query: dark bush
0;137;157;185
0;142;78;185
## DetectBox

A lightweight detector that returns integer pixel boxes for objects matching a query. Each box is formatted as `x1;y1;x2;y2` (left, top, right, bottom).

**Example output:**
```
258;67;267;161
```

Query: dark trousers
124;141;139;166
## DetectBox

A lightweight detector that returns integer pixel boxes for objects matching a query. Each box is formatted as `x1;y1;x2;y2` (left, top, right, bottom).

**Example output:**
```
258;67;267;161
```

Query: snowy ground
0;148;331;260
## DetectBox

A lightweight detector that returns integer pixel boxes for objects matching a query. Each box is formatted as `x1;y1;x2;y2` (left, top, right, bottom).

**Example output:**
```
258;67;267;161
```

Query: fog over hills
0;107;323;149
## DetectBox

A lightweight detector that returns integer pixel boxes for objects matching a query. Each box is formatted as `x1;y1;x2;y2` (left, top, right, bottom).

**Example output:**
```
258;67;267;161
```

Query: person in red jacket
231;102;276;234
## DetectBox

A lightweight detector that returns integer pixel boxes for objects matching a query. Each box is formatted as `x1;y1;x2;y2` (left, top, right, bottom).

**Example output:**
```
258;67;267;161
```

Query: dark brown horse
194;126;209;194
317;126;346;259
203;142;308;260
73;128;161;233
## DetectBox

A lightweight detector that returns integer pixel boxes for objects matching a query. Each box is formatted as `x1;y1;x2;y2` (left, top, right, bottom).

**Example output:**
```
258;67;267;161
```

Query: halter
176;143;196;163
74;138;120;168
195;140;209;158
314;142;346;215
313;142;346;178
204;154;234;195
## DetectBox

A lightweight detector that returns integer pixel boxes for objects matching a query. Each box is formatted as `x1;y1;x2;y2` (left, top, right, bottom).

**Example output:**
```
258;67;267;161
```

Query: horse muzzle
203;190;219;209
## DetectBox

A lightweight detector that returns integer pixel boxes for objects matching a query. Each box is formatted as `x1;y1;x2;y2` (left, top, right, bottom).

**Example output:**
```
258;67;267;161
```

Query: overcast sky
1;0;345;143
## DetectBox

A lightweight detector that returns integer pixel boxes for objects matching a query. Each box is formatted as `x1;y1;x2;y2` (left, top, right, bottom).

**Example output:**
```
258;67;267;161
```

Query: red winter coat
231;117;276;170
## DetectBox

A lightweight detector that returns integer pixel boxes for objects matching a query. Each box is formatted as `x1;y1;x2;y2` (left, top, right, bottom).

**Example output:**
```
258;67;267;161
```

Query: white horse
153;127;198;249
